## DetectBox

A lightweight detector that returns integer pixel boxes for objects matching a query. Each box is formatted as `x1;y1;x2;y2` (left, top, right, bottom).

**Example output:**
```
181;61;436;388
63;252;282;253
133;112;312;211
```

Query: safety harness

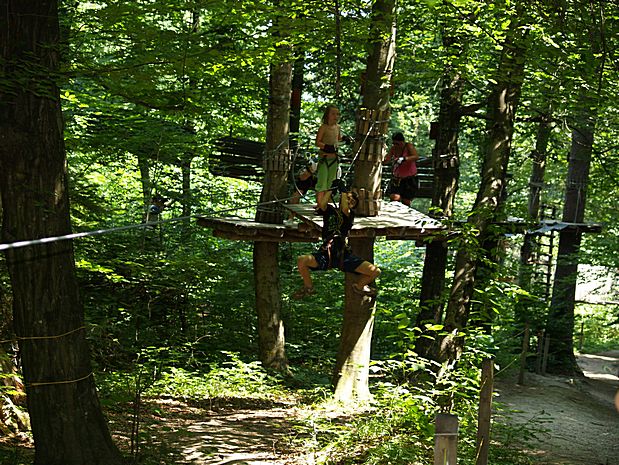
320;204;352;271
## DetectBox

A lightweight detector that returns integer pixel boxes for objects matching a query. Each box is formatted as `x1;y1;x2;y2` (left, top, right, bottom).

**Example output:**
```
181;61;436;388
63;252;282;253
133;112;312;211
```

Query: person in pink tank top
383;132;419;206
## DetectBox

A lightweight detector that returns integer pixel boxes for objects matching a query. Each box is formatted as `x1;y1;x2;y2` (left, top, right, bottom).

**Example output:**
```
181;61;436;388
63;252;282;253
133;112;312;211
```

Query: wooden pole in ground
434;413;458;465
518;323;530;385
535;329;544;374
541;334;550;375
475;358;494;465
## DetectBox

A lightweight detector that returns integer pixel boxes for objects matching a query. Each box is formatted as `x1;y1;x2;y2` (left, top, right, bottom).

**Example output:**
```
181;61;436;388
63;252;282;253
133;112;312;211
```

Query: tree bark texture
352;0;396;214
546;0;603;375
438;15;528;365
253;242;288;370
415;28;465;359
334;239;375;402
253;52;292;371
546;109;594;374
334;0;396;403
0;2;122;464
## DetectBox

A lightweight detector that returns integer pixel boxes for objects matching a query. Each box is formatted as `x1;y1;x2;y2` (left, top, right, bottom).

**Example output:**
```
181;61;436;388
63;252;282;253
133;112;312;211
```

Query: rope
287;117;380;201
0;195;301;252
341;119;378;180
288;142;310;200
28;372;94;388
0;325;86;345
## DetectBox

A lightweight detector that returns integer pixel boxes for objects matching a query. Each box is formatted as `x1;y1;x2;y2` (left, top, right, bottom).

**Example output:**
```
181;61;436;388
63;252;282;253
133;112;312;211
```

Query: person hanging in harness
293;180;381;300
146;194;174;228
314;104;351;208
146;194;167;226
383;131;420;206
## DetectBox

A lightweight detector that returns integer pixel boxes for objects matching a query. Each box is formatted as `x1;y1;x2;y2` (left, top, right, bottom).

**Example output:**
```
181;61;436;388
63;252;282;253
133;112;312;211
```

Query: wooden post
535;330;544;374
434;413;458;465
476;358;494;465
518;324;530;385
541;334;550;375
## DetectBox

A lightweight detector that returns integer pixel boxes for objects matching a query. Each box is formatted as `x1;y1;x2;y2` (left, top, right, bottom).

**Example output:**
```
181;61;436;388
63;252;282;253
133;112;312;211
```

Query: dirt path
142;351;618;465
132;352;619;465
118;398;311;465
495;350;619;465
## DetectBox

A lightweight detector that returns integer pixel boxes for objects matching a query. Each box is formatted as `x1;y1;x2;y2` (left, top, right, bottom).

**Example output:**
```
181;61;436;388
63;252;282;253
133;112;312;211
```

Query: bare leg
290;190;302;205
288;190;302;220
353;261;381;288
297;254;319;289
316;190;332;210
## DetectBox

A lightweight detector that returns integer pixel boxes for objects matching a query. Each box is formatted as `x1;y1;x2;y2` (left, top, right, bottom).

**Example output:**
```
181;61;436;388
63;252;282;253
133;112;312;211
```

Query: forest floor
119;350;619;465
1;351;617;465
494;349;619;465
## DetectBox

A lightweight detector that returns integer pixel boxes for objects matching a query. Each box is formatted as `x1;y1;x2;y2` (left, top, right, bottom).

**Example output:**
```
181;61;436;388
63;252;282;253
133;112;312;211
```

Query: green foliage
148;352;284;400
576;304;619;353
295;343;536;465
97;352;284;404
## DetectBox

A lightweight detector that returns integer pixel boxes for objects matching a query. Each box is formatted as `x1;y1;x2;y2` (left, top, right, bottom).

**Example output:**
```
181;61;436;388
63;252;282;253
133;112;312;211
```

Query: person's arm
405;143;419;162
382;146;395;165
337;124;353;144
315;124;327;153
340;193;351;216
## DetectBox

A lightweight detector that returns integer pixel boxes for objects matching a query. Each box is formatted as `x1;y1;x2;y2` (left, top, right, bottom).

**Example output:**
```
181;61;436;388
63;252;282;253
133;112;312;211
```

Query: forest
0;0;618;464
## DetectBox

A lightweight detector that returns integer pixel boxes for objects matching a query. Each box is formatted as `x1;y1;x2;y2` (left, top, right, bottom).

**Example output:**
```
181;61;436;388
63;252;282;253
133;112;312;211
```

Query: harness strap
324;235;347;271
319;155;339;169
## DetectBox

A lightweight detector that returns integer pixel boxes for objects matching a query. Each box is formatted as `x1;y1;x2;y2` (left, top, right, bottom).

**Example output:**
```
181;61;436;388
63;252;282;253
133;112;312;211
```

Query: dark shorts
310;243;366;273
387;176;419;200
297;175;317;194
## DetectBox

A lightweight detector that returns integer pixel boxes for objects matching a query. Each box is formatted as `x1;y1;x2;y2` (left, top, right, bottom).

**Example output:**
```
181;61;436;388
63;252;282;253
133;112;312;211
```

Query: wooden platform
196;201;448;243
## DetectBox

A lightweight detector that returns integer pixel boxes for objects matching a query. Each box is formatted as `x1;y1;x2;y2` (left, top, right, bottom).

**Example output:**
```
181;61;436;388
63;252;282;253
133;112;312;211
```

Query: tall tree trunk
415;25;465;359
252;29;292;371
545;0;603;376
290;55;304;151
546;105;595;374
180;9;200;242
0;2;122;464
437;10;529;366
334;0;396;403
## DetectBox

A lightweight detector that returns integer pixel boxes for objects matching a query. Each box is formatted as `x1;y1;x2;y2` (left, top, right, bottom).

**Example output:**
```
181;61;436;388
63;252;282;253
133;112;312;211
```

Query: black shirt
319;204;354;243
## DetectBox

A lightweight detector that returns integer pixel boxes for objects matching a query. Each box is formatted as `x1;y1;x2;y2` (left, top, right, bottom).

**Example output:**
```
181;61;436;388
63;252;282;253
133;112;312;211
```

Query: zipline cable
0;194;302;253
1;121;383;252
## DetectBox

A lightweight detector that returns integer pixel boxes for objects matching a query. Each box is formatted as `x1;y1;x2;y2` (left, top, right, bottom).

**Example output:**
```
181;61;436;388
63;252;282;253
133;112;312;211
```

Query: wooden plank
435;413;458;465
476;358;494;465
285;201;446;233
198;216;320;242
213;230;318;242
198;201;448;243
